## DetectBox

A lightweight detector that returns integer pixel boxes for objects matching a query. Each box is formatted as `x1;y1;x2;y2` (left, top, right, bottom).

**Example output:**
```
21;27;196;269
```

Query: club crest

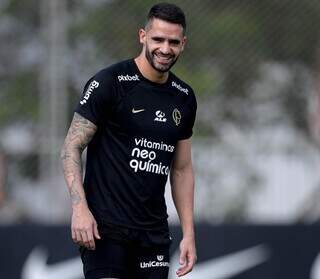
172;109;181;126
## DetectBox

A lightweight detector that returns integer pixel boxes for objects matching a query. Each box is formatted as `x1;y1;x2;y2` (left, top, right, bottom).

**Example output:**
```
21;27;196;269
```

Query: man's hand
71;203;101;250
176;235;197;277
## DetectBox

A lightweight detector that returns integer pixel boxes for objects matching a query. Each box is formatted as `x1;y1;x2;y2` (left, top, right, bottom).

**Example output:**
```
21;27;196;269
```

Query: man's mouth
154;53;173;64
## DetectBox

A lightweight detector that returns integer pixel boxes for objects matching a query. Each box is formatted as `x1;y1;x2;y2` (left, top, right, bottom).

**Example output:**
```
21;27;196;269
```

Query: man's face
139;18;186;73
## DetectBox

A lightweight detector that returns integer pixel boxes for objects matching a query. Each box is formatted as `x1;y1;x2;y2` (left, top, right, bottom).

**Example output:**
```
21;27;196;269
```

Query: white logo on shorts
140;255;169;269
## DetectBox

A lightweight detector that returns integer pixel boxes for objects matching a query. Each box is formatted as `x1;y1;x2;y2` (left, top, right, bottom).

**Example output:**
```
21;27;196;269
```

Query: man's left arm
170;138;197;277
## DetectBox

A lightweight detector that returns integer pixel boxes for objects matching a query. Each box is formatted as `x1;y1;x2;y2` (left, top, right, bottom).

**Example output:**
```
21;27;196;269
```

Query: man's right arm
61;112;101;250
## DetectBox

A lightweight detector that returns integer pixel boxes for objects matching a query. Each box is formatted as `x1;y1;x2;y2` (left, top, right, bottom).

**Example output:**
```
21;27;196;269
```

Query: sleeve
179;92;197;140
75;70;116;126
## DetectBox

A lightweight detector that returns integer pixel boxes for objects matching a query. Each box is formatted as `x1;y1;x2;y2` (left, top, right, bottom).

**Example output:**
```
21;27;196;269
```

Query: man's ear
139;28;147;44
181;36;187;52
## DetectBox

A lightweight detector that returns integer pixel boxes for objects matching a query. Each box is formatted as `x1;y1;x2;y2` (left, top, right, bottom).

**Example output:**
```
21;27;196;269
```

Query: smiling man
61;3;197;279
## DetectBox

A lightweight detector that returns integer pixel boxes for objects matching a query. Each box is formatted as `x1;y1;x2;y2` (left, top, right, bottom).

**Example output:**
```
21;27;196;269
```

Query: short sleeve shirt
75;59;197;230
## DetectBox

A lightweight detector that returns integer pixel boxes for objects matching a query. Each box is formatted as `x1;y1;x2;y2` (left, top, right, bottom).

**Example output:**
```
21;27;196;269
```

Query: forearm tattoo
61;113;97;205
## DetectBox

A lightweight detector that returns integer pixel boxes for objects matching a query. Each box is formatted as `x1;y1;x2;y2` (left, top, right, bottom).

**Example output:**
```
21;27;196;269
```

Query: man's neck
134;55;169;84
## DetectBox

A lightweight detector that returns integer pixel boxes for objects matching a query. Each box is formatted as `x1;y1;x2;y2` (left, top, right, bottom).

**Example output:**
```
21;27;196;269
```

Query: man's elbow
171;163;192;180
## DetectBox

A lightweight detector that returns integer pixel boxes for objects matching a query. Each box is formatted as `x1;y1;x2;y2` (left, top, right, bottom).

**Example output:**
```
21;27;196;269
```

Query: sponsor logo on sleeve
80;80;99;105
172;81;189;95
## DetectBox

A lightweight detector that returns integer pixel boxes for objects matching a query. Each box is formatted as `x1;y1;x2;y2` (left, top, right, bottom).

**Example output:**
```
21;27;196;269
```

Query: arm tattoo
61;113;97;205
69;114;97;151
70;183;82;205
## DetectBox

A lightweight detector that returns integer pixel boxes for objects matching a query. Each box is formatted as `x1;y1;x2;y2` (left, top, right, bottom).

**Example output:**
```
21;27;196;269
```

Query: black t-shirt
75;59;197;230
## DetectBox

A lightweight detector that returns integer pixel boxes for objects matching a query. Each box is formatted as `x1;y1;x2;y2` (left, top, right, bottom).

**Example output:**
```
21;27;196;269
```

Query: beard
145;45;179;73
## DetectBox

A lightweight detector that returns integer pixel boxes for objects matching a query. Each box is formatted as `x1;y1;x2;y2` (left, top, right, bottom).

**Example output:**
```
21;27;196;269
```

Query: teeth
156;55;171;61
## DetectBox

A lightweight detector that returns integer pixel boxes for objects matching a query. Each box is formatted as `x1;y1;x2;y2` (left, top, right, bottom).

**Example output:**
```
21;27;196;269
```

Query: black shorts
80;223;172;279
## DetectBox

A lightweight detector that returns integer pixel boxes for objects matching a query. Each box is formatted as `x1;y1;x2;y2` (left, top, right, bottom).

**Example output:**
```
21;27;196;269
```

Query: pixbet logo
172;81;189;95
80;80;99;105
117;74;139;82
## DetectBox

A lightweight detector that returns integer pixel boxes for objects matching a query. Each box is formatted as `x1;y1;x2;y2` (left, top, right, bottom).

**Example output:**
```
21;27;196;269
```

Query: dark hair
146;2;186;34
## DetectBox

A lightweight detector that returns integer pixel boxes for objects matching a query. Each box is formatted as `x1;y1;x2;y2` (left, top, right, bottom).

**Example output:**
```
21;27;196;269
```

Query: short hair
146;2;186;34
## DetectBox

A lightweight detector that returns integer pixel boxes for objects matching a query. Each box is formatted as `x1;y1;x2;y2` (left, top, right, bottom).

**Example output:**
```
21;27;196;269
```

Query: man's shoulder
92;59;140;88
169;72;196;99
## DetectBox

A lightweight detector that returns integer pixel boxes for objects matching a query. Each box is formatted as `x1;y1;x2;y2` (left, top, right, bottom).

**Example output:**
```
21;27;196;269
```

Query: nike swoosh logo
21;245;270;279
169;244;270;279
21;247;82;279
311;253;320;279
132;108;145;113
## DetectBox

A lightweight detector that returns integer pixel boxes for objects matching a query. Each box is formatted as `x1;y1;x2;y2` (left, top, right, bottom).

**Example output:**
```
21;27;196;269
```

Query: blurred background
1;0;320;278
1;0;320;225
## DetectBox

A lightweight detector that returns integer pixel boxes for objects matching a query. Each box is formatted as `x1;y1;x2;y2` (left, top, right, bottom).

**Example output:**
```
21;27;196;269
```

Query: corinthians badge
172;108;181;126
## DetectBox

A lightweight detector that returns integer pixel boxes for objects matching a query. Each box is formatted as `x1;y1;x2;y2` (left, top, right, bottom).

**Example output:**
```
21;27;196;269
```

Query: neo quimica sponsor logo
129;138;174;175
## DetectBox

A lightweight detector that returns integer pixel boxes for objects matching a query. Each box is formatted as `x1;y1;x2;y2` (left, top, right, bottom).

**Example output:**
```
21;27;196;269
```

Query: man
61;3;197;279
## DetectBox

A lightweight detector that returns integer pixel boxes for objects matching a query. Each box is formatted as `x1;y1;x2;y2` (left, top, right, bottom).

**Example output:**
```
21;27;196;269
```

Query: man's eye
170;40;180;45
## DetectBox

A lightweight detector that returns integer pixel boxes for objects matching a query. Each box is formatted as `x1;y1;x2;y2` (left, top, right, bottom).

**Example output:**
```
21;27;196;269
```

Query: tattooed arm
61;112;101;250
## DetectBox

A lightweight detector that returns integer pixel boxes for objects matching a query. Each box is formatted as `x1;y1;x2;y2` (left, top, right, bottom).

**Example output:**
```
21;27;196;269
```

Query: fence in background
1;0;320;223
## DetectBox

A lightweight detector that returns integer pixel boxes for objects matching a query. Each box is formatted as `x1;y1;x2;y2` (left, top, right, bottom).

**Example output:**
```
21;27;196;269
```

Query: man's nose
160;41;170;54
